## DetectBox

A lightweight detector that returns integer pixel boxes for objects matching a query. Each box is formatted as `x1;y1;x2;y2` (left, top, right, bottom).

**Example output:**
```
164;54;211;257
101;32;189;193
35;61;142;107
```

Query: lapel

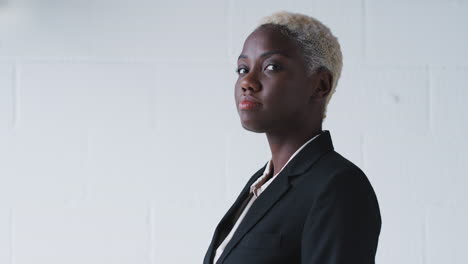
203;164;267;264
207;130;334;264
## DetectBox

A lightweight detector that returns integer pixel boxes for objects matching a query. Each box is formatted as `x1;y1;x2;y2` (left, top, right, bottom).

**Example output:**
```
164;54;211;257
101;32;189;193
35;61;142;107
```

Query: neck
266;124;322;177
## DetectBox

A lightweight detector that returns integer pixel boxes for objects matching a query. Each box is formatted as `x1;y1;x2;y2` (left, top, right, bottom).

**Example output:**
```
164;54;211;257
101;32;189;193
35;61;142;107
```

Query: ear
313;67;333;100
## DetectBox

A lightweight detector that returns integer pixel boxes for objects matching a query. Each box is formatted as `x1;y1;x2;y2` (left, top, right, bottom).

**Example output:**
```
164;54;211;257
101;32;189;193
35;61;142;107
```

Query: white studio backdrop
0;0;467;263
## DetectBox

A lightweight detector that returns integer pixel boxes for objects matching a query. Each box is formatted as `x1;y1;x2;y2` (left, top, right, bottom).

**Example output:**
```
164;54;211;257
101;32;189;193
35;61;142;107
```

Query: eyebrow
237;50;290;60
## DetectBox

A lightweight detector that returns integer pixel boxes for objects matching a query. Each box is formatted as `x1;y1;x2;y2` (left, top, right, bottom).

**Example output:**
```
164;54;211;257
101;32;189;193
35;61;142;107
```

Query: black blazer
203;130;381;264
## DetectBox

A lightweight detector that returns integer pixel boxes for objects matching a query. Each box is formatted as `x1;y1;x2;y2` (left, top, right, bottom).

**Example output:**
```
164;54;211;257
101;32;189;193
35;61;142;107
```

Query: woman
204;11;381;264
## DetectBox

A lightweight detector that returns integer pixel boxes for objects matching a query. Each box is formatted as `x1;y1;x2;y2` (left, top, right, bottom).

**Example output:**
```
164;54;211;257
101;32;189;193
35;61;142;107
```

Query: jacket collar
283;129;334;178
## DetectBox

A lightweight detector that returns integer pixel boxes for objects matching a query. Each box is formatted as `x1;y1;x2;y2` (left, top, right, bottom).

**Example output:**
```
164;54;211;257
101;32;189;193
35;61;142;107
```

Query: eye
265;64;281;72
236;67;248;75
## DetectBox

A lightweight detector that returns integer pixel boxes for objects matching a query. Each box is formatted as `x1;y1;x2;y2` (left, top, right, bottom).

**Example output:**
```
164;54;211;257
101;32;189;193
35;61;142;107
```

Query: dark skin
235;25;333;177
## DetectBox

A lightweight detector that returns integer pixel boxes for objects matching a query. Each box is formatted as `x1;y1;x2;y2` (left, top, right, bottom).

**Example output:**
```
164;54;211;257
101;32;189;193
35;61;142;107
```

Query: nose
240;71;261;93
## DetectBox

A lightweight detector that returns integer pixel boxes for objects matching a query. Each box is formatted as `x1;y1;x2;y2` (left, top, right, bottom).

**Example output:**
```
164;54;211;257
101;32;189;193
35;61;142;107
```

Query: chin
239;119;267;133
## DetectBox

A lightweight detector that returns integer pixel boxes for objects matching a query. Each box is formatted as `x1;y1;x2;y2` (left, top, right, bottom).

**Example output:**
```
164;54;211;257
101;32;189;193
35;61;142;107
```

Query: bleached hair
257;11;343;119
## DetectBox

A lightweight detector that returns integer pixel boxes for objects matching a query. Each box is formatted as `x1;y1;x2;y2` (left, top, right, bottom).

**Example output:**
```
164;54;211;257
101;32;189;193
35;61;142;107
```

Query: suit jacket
203;130;382;264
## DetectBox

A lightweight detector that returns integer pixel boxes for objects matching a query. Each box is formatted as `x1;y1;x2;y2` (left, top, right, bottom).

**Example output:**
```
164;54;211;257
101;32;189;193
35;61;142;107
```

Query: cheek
264;81;307;109
263;79;292;100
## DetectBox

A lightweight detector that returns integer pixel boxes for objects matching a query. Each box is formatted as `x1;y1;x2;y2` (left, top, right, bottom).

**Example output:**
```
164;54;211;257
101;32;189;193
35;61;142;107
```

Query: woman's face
235;26;314;133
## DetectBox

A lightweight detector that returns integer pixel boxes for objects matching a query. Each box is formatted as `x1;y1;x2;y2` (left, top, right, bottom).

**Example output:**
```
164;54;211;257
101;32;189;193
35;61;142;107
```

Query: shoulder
297;149;371;191
294;150;380;213
316;150;376;200
324;151;372;193
309;151;381;225
318;150;365;176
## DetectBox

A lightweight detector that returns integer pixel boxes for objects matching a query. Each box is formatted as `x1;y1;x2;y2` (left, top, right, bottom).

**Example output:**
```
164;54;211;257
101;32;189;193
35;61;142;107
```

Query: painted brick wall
0;0;467;263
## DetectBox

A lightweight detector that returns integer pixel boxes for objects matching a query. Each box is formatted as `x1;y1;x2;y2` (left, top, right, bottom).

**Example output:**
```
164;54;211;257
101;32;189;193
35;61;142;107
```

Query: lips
239;96;261;110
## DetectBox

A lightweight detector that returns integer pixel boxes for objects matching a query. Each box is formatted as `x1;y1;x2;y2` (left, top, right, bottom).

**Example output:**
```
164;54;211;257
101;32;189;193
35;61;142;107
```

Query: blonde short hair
257;11;343;119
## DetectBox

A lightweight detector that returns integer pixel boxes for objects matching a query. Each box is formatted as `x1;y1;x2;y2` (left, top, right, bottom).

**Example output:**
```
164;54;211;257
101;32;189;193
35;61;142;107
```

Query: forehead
241;26;300;57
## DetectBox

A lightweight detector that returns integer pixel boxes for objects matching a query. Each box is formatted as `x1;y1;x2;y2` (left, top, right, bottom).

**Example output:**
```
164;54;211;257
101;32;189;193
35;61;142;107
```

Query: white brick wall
0;1;467;263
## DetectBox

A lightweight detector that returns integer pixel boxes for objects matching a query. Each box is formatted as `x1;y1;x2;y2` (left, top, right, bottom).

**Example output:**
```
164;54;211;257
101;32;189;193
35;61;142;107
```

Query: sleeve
300;168;382;264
